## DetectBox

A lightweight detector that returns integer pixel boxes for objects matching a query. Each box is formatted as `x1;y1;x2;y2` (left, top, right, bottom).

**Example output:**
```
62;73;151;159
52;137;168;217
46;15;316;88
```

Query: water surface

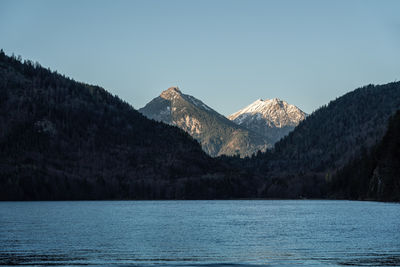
0;200;399;266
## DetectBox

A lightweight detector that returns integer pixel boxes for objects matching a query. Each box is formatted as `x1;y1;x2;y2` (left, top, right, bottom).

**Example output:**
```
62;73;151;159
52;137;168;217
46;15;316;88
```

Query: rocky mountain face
139;87;271;157
228;98;306;143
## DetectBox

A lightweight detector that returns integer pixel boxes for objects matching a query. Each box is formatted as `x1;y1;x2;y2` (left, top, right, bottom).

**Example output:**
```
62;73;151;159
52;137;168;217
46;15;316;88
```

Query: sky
1;0;400;115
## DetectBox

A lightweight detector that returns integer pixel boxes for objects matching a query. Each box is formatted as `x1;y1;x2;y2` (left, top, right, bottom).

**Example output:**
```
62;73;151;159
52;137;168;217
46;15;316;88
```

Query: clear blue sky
1;0;399;115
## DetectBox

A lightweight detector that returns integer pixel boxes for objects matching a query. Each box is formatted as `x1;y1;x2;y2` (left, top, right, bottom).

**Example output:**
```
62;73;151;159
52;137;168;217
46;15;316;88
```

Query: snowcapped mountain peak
229;98;306;127
228;98;307;143
230;98;285;119
264;98;281;105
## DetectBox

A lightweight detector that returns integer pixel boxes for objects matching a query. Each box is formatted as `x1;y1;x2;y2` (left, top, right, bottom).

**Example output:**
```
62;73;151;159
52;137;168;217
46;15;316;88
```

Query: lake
0;200;399;266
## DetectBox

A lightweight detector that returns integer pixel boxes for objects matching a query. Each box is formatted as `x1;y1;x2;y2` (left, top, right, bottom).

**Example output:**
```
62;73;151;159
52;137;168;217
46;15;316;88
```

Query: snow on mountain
139;87;271;157
228;98;306;143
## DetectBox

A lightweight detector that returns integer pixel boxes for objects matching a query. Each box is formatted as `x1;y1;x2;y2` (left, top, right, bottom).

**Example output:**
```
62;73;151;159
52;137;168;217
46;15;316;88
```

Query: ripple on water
0;200;399;266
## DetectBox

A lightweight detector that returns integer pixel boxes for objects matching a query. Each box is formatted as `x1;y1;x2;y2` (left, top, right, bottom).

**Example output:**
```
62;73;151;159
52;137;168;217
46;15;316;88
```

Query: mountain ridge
139;87;271;157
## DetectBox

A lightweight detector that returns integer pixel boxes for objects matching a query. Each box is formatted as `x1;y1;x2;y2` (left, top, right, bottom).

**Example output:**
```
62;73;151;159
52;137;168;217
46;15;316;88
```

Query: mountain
139;87;271;157
0;50;262;200
2;50;399;201
269;82;400;172
329;110;400;201
246;82;400;199
228;98;306;143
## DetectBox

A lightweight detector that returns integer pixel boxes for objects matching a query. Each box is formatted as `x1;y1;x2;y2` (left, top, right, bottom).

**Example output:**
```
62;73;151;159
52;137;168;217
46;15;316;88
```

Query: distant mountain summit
228;98;306;143
139;87;271;157
0;53;226;200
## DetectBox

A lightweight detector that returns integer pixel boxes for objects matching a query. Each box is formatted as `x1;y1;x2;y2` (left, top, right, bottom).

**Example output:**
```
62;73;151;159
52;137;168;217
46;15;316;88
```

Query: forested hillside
0;51;259;200
254;82;400;173
235;82;400;199
329;110;400;201
1;50;399;201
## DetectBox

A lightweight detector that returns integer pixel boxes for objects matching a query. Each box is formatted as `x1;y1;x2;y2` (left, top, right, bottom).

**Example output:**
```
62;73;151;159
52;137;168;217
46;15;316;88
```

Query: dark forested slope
1;50;399;201
239;82;400;199
0;51;257;200
256;82;400;174
329;110;400;201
